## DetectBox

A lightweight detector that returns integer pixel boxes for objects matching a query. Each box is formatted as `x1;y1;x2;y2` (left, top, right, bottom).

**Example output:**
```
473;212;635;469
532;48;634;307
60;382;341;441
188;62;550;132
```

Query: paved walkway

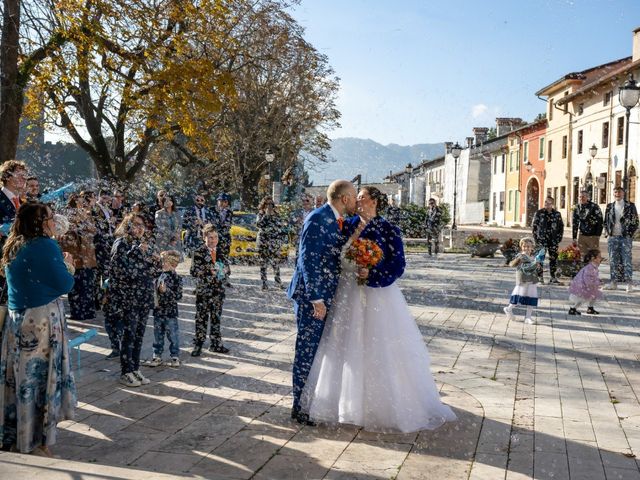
1;254;640;479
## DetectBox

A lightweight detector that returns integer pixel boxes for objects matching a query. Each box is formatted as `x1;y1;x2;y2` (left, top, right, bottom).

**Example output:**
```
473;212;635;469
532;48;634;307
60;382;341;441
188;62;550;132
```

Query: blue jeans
153;316;180;357
608;236;633;283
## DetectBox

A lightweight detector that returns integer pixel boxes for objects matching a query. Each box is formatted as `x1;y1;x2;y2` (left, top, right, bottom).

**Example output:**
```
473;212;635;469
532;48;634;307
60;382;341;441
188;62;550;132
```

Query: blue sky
291;0;640;146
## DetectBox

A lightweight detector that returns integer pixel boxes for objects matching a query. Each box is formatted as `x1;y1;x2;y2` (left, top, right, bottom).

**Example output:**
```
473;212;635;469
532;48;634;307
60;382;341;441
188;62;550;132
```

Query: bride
300;186;457;433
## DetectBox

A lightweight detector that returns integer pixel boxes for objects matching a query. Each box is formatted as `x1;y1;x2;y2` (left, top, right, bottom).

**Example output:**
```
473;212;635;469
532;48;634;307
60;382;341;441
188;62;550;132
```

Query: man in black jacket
572;190;603;256
603;187;639;292
532;196;564;284
425;198;443;256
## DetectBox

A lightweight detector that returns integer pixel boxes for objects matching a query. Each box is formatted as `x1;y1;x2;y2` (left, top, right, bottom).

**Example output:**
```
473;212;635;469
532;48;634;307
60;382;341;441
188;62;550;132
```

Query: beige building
536;58;631;224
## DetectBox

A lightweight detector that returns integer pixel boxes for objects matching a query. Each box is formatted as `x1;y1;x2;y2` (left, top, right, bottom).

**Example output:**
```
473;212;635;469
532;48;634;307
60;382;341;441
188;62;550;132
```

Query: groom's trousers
292;300;327;413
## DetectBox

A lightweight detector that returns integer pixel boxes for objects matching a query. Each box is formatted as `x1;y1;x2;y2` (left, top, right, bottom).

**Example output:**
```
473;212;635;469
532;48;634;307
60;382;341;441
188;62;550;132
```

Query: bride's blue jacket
347;215;406;288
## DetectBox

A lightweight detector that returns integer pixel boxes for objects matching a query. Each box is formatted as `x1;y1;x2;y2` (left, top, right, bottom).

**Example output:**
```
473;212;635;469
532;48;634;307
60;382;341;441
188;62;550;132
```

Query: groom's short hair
327;180;353;202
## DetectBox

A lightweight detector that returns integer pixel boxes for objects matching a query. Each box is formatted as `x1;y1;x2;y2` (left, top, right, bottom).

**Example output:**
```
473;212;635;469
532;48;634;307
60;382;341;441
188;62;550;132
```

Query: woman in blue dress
0;202;76;456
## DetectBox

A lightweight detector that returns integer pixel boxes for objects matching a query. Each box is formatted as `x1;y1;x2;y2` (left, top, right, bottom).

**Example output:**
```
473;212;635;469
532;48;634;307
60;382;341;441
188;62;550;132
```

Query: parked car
230;212;289;262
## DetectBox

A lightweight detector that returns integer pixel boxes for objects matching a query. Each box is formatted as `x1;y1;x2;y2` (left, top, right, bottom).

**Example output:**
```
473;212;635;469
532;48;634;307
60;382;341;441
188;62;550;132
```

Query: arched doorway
526;177;540;227
629;165;637;204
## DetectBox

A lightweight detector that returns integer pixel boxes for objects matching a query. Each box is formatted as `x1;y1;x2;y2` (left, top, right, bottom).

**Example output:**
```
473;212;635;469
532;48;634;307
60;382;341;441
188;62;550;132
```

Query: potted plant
556;244;582;277
500;238;519;265
465;233;501;258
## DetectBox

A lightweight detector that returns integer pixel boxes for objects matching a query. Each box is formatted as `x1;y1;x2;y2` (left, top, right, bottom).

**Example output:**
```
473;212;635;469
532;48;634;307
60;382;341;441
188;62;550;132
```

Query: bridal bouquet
346;238;384;285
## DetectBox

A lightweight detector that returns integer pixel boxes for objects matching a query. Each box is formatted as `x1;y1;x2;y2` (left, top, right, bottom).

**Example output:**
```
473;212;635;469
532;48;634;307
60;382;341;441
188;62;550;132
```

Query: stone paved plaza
1;253;640;479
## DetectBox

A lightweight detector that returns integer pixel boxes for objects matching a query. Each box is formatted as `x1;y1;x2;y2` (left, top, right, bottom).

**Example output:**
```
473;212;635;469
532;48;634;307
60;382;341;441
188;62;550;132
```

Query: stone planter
469;242;501;258
500;247;519;264
556;259;581;278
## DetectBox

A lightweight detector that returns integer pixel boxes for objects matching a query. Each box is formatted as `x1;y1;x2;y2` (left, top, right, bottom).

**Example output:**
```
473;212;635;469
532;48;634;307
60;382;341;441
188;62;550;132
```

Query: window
501;154;505;173
615;170;622;188
515;190;520;220
602;121;609;148
563;91;569;114
577;130;583;154
562;135;568;159
516;151;520;171
599;174;608;204
577;103;584;115
549;99;554;121
508;190;513;211
547;188;552;199
554;187;558;204
523;141;529;163
539;137;545;159
604;91;612;106
499;191;505;211
492;192;496;219
573;177;580;205
617;117;624;145
548;140;553;162
560;186;566;209
509;152;514;172
493;156;497;174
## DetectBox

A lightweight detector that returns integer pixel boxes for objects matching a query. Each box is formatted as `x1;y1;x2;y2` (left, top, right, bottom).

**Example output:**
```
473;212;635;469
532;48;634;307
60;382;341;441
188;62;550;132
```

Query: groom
287;179;357;425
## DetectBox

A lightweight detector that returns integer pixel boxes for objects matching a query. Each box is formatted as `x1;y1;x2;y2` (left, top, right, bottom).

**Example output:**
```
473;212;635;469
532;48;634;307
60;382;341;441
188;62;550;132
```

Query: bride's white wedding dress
300;241;457;433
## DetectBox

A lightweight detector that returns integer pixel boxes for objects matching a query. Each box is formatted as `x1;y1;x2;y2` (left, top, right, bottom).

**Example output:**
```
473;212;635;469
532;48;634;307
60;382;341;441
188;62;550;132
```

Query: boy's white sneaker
603;282;618;290
133;370;150;385
170;357;180;367
627;283;634;293
120;373;141;387
148;356;162;367
524;317;536;325
503;306;514;320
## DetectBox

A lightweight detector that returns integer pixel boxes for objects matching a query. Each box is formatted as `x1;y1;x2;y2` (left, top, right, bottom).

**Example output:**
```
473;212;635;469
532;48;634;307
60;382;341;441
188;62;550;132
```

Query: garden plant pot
470;242;501;258
557;259;581;278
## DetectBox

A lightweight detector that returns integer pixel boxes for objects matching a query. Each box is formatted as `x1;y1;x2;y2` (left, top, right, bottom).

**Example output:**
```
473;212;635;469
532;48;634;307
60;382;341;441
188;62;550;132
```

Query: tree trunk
0;0;21;162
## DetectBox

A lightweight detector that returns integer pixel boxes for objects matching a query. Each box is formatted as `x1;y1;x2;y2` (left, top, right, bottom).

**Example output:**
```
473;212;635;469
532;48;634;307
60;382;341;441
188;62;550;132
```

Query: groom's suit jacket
287;203;348;306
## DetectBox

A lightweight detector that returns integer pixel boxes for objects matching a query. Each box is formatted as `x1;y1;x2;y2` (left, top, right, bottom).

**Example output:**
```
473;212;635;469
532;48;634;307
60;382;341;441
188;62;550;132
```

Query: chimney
473;127;489;145
466;137;474;148
496;117;524;137
633;27;640;62
444;141;453;155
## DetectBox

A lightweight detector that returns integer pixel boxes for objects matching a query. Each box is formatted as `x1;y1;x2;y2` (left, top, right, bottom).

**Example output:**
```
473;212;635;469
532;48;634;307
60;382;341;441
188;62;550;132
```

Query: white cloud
472;104;489;118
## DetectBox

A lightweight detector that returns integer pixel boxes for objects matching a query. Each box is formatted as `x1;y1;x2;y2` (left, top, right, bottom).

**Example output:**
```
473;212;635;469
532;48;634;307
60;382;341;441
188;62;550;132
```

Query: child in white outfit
504;237;542;324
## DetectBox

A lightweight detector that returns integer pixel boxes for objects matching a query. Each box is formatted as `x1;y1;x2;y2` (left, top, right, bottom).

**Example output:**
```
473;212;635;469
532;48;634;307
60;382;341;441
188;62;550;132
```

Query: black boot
191;344;203;357
568;307;581;315
586;307;600;315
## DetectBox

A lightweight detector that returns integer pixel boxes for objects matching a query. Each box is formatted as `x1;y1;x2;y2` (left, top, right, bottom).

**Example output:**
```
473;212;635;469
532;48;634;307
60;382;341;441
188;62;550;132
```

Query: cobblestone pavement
1;254;640;479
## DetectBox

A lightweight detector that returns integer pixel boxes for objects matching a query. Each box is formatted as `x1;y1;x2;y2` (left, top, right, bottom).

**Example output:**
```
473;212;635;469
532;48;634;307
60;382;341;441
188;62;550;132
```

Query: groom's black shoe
291;408;317;426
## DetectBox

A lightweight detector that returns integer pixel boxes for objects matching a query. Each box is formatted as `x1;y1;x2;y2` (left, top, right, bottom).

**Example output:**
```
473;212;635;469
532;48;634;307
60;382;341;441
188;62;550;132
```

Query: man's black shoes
291;409;316;426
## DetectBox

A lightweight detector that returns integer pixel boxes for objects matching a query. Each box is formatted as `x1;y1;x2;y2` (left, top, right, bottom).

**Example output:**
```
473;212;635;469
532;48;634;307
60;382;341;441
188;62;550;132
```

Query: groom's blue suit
287;203;348;413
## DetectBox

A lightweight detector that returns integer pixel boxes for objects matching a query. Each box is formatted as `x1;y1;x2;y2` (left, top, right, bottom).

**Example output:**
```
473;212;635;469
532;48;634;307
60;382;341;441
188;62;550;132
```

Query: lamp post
265;149;275;197
450;142;462;230
586;143;597;198
404;163;412;205
618;73;640;200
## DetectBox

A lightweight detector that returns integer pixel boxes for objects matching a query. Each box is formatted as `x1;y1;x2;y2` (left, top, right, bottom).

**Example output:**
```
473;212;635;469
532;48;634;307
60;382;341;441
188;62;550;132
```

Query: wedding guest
154;195;182;255
314;195;326;208
572;189;603;255
109;213;157;387
425;198;443;256
532;196;564;284
149;250;183;367
24;176;40;202
568;249;603;315
183;193;214;254
603;187;639;292
0;202;75;456
60;194;97;321
190;224;229;356
215;193;233;287
504;237;541;324
0;161;27;237
256;196;287;290
93;189;115;310
111;189;127;223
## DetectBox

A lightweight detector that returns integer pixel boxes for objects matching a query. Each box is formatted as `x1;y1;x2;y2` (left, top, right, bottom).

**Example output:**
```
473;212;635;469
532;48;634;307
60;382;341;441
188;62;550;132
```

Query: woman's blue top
5;237;75;310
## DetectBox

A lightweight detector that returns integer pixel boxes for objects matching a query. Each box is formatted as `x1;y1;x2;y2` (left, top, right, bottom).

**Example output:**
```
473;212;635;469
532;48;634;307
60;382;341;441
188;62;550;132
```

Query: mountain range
306;138;445;186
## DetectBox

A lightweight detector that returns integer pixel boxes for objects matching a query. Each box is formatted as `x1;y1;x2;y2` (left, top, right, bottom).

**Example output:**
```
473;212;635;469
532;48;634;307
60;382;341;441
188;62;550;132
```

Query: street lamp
618;73;640;200
403;163;412;205
586;144;596;197
450;142;462;230
264;149;276;195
